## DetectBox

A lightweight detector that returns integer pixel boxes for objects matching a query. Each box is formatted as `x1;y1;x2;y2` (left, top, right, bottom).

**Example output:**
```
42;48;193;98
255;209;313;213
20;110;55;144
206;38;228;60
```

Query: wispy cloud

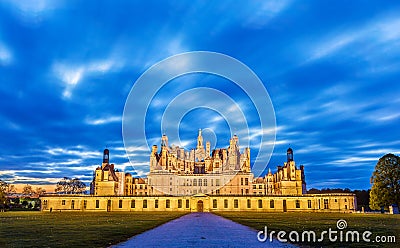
52;58;124;98
85;116;122;125
0;42;12;65
244;0;292;28
4;0;63;25
305;15;400;63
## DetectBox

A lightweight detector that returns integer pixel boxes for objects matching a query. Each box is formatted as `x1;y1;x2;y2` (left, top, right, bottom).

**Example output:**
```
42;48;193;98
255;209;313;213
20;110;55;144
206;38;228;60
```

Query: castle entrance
197;200;204;212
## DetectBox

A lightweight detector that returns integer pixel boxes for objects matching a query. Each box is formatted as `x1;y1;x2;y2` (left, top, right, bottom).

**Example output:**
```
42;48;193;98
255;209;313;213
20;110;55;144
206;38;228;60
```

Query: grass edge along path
0;211;186;248
216;211;400;248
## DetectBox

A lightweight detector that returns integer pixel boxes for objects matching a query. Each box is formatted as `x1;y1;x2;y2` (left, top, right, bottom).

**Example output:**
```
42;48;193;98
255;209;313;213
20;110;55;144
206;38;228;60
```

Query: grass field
0;211;186;247
216;212;400;247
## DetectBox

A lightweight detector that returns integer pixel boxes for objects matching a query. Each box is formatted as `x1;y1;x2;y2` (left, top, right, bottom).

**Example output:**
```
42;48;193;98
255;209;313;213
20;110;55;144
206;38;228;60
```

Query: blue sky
0;0;399;189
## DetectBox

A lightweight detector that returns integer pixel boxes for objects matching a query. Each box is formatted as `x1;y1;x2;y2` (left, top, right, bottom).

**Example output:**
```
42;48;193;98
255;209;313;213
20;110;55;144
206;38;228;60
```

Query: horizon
1;1;400;190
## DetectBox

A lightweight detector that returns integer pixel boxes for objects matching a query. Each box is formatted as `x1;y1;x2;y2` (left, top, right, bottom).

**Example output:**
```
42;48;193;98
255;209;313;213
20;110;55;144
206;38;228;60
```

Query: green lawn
0;211;186;247
216;212;400;247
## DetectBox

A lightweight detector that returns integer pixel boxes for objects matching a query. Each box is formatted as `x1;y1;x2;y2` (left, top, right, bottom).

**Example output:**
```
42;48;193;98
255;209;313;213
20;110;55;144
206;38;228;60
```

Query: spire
161;134;168;147
197;129;203;148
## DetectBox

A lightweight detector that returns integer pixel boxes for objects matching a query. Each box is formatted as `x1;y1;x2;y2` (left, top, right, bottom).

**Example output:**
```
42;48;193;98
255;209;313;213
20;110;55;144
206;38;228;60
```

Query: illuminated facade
42;130;356;213
91;130;306;196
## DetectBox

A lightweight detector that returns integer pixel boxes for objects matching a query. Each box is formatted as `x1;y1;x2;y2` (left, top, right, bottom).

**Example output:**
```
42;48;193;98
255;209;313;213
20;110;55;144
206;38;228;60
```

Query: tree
55;177;86;194
35;187;46;195
70;178;86;194
370;153;400;210
0;179;7;208
22;184;35;196
7;184;16;194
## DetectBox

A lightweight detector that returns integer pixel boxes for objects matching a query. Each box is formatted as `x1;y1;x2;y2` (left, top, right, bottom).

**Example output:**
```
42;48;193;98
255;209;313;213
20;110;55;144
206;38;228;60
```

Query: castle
91;130;306;197
41;130;356;213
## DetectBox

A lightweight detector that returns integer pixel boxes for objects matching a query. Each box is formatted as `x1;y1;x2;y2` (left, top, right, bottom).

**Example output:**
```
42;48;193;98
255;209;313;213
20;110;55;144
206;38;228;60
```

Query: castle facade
91;130;306;196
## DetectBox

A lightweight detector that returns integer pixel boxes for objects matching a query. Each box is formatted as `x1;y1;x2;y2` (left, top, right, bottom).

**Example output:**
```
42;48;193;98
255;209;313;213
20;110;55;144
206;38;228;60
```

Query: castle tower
195;129;205;161
102;149;109;169
197;129;203;149
150;145;158;172
161;134;169;169
103;149;109;163
228;135;240;171
161;134;168;148
287;147;293;162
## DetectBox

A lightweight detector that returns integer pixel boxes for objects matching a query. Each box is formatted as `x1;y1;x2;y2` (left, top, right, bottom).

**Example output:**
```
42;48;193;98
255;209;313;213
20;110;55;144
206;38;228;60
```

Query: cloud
305;15;400;63
1;1;399;190
3;0;63;25
0;42;12;65
52;58;125;98
244;0;292;28
85;116;122;125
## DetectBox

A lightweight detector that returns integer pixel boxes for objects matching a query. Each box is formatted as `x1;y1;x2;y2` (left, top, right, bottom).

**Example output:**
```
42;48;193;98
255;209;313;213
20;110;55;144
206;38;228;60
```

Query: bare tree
7;184;16;194
35;187;46;195
55;177;86;194
22;184;35;196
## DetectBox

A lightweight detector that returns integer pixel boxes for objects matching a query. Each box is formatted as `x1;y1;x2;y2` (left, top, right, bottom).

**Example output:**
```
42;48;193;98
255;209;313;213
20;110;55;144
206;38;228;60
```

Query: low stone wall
40;193;356;213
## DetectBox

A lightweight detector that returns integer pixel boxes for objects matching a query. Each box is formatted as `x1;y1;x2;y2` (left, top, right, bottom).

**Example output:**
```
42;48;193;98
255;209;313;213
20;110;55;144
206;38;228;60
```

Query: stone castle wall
40;193;356;213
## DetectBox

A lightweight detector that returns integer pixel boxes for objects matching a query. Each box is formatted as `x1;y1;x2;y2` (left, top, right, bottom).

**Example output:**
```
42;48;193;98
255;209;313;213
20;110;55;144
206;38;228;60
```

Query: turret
103;149;109;164
152;145;158;154
287;147;293;162
206;141;210;157
161;134;168;148
197;129;203;149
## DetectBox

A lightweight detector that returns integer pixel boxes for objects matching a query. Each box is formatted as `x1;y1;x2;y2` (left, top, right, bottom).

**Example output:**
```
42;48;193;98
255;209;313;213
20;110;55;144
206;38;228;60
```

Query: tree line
0;177;86;210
